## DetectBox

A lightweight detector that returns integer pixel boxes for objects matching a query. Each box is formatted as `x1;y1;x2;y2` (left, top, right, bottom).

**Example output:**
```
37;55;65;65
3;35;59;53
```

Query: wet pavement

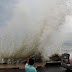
0;63;45;69
0;65;71;72
0;63;71;72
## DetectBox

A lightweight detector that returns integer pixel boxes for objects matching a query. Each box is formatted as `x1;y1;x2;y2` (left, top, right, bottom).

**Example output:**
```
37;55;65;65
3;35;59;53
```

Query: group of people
25;56;37;72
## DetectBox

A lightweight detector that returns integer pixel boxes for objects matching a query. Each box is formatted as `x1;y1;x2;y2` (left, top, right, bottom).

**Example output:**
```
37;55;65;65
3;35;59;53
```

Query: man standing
25;58;37;72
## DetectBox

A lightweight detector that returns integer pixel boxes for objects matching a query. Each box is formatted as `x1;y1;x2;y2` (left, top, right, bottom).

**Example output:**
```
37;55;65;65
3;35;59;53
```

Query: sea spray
0;0;67;61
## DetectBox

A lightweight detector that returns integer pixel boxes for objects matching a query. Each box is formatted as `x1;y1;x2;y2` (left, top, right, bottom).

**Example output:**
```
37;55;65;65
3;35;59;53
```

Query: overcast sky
0;0;17;27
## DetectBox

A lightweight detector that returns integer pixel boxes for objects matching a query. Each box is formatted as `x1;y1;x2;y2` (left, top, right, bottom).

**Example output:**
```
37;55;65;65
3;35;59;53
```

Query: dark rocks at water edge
49;54;61;61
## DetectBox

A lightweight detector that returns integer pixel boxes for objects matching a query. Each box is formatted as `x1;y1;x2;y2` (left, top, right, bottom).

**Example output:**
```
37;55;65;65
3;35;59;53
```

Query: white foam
0;0;68;60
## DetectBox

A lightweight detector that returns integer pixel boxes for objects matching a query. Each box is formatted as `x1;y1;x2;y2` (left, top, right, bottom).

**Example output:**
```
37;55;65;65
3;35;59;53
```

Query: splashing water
0;0;71;61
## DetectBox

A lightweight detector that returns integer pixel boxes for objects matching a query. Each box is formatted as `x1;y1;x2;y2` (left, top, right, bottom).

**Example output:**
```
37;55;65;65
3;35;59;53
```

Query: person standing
25;57;37;72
